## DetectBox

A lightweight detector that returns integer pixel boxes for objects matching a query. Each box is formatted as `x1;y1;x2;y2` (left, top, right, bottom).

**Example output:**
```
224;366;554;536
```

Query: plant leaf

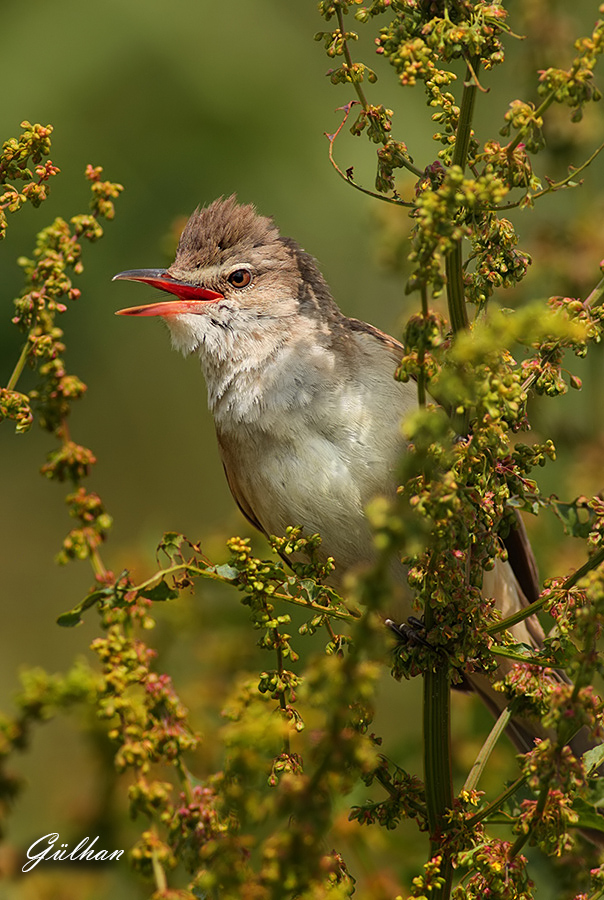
551;498;595;538
583;744;604;776
139;579;179;602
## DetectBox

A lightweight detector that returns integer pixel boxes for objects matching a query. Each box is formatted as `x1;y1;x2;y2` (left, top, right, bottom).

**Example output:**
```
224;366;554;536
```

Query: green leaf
572;797;604;833
157;531;188;561
551;498;595;538
583;744;604;776
56;610;85;628
212;563;239;581
491;643;559;666
139;579;179;602
56;587;111;627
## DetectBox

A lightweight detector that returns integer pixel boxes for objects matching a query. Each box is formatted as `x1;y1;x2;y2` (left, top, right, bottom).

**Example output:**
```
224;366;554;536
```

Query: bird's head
114;196;336;360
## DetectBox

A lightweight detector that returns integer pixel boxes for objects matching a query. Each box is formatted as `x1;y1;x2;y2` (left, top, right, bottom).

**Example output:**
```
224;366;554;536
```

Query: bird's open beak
113;268;224;316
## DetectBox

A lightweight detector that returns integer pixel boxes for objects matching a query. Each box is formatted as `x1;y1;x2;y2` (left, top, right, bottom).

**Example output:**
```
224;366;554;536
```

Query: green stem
445;57;479;336
486;544;604;637
90;547;106;579
334;2;423;179
445;243;469;334
327;104;414;207
585;271;604;308
151;838;168;893
174;758;194;804
272;625;292;754
423;605;453;899
463;707;512;793
373;766;427;817
336;4;370;111
466;773;528;829
530;139;604;200
6;340;31;391
506;91;556;155
131;563;358;621
508;782;549;860
452;58;480;171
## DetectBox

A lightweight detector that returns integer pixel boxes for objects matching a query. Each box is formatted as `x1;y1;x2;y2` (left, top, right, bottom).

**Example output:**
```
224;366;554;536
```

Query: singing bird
113;196;563;752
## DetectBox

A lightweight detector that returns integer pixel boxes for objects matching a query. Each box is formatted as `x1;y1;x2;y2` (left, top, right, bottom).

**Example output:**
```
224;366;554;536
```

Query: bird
112;196;575;755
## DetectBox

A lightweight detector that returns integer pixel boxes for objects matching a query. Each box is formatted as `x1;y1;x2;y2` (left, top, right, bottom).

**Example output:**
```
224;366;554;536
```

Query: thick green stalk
445;58;480;335
445;243;469;334
423;666;453;839
422;60;483;899
423;605;453;898
452;59;480;171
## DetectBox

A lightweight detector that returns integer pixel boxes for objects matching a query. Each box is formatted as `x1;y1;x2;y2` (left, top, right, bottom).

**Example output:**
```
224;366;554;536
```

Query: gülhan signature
22;833;124;872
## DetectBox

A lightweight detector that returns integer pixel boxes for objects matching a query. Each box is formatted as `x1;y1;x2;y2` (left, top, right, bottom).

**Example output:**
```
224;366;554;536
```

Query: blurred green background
2;0;604;896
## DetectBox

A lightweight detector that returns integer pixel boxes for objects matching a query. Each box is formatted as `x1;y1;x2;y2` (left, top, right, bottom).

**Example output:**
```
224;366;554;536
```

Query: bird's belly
235;430;391;574
258;444;375;565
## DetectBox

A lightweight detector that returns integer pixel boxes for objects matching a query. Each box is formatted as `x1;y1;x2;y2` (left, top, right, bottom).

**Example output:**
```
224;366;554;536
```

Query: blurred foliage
3;1;604;899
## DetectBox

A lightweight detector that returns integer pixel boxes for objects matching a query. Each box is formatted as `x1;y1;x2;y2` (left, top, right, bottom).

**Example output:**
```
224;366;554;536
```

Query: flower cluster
0;121;58;238
538;12;604;122
465;213;532;309
408;166;508;295
453;840;532;900
350;754;427;831
56;487;113;565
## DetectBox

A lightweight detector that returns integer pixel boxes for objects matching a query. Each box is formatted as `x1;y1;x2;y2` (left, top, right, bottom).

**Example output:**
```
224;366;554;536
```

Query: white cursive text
23;833;124;872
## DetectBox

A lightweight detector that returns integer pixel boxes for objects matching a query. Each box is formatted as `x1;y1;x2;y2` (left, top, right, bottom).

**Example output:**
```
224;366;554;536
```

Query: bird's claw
385;615;431;648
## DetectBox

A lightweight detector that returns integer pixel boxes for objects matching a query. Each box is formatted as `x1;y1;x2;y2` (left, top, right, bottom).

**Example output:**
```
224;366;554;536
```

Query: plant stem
374;766;427;817
130;563;358;621
466;773;528;829
506;91;556;155
508;782;549;860
334;3;423;179
272;625;292;754
327;105;413;207
6;340;31;391
530;139;604;200
452;58;480;172
90;547;107;578
487;544;604;637
336;4;370;111
423;604;453;898
463;707;512;793
151;838;168;893
422;48;477;852
446;243;469;334
585;271;604;308
445;57;479;336
174;758;194;804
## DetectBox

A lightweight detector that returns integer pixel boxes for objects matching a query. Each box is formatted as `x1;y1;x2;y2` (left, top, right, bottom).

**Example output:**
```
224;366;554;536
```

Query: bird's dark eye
227;269;252;288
